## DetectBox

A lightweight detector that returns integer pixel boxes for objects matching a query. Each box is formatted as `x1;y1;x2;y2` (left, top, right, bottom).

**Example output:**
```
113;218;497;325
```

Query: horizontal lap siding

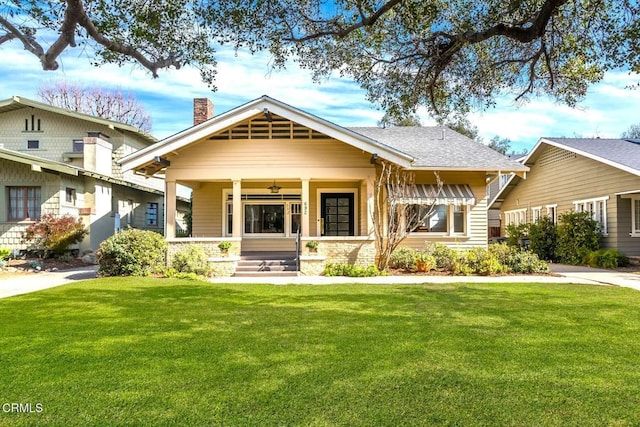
500;145;640;254
192;182;226;237
171;138;372;171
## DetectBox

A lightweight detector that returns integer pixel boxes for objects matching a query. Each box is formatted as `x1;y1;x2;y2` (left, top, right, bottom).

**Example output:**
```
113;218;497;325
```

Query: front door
321;193;354;236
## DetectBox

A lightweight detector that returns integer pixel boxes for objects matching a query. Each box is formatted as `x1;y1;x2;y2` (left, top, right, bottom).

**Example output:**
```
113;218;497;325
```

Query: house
120;96;527;275
486;152;528;239
0;96;187;253
491;137;640;256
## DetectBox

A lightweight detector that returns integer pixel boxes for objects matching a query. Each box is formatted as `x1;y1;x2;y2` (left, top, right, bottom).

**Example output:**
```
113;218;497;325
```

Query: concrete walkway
0;265;98;299
2;263;640;299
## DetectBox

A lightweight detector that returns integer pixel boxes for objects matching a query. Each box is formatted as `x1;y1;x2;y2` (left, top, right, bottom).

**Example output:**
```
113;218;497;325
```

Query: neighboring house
0;96;187;253
486;152;528;239
491;137;640;256
120;96;527;275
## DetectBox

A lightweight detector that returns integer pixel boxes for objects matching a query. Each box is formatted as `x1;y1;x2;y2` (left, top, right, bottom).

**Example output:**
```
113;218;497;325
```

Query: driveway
549;263;640;290
0;265;98;299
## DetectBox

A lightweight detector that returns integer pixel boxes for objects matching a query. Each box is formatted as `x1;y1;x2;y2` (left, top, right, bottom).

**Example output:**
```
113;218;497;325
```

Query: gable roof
120;95;527;176
350;126;528;172
489;137;640;210
0;96;156;145
0;147;163;196
119;95;414;173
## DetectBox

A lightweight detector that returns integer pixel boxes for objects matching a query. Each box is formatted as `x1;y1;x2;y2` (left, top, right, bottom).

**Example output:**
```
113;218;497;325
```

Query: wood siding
500;145;640;255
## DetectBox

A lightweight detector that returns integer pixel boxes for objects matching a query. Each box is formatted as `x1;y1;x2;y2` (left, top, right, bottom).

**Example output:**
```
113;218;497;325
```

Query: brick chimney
193;98;214;125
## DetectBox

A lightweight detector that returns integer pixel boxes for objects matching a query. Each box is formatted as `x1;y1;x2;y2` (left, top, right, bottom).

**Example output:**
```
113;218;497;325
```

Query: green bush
424;243;455;270
323;263;384;277
508;250;550;274
488;242;516;266
556;211;600;265
171;245;212;276
389;247;417;271
22;214;87;257
528;216;557;261
505;223;528;247
0;247;11;261
97;229;167;277
584;249;630;269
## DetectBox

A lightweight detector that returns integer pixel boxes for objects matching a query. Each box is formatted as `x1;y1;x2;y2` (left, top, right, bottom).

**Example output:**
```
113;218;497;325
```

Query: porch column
232;179;242;238
165;179;176;239
366;174;375;237
301;178;310;237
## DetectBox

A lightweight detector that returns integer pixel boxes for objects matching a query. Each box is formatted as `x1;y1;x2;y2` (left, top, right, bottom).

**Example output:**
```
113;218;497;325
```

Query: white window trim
531;206;542;223
545;204;558;224
504;208;527;226
630;197;640;237
573;196;608;235
408;204;470;237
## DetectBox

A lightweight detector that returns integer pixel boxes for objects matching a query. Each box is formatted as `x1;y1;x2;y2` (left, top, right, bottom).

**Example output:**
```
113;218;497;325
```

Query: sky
1;39;640;154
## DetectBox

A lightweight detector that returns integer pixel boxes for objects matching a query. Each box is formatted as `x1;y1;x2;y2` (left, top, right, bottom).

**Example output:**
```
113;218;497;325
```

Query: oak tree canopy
2;0;638;117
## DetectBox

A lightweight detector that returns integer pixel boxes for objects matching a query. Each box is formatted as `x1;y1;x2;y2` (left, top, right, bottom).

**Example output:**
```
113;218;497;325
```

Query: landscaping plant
22;213;87;258
171;244;212;277
555;211;601;265
528;215;557;261
96;228;167;276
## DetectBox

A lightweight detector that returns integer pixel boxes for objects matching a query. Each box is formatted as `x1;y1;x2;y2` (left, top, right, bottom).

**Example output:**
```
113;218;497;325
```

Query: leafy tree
488;136;512;155
441;115;480;141
2;1;639;116
378;112;421;128
621;123;640;139
38;81;152;132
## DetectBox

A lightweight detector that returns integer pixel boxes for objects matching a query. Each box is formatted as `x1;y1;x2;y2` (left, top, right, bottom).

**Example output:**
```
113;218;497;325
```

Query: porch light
268;180;281;194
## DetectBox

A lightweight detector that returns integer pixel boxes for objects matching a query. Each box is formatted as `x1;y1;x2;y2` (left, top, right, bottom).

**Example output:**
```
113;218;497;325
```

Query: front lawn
1;279;639;426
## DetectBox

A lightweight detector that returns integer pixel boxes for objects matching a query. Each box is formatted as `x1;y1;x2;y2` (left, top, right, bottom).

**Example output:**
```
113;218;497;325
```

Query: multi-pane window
504;209;527;226
410;204;466;234
290;203;301;234
532;207;542;223
146;202;159;226
630;198;640;236
574;196;608;234
7;186;41;221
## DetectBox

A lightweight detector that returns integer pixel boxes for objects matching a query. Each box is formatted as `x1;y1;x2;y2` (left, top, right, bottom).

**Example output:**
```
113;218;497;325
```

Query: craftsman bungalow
120;96;527;275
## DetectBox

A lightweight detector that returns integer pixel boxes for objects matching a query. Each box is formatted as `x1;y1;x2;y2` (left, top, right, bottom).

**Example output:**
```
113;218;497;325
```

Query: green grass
1;279;640;426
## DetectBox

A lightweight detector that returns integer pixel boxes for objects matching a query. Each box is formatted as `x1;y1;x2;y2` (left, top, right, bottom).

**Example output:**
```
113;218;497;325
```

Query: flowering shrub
22;214;87;257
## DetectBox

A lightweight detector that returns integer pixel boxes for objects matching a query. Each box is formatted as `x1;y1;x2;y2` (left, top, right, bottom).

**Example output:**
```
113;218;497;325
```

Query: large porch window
224;193;301;237
245;204;285;234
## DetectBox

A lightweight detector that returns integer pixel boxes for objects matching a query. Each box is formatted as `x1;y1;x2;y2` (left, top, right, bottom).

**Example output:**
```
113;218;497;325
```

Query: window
630;198;640;236
146;202;159;226
504;209;527;226
65;188;76;205
290;203;301;234
411;204;466;234
7;186;41;221
573;196;608;234
73;140;84;152
27;140;39;150
244;204;284;234
532;207;542;223
546;204;558;224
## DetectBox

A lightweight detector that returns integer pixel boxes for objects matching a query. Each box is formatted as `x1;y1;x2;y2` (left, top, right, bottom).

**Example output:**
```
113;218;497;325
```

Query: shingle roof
349;126;528;171
541;138;640;173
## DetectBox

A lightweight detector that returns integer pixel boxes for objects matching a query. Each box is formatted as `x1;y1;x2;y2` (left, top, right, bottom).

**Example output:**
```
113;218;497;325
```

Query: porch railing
295;224;301;272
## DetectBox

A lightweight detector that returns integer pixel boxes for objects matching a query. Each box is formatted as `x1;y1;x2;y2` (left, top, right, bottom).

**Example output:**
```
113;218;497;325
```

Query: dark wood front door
321;193;354;236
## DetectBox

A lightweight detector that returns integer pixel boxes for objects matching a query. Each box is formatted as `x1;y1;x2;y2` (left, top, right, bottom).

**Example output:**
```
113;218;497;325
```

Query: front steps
233;251;299;277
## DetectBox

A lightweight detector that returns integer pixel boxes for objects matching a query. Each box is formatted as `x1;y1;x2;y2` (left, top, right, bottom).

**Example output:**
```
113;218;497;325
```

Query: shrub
171;245;211;276
488;242;516;266
424;243;455;270
389;247;417;271
505;223;528;247
451;252;473;276
528;216;557;261
22;214;87;257
218;241;232;251
584;249;630;269
97;228;167;276
556;211;600;265
508;250;550;274
0;247;11;261
323;263;384;277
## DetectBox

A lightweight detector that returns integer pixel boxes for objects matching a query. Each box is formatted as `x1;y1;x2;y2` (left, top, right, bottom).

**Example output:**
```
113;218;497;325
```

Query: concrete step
234;251;299;277
233;270;299;277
